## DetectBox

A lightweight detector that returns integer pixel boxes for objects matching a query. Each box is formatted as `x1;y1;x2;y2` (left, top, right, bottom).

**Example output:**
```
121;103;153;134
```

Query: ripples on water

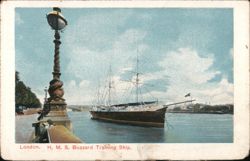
68;112;233;143
15;112;233;143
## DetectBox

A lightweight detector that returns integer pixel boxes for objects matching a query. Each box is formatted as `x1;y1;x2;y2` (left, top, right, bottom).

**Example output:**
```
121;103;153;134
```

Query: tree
15;71;41;109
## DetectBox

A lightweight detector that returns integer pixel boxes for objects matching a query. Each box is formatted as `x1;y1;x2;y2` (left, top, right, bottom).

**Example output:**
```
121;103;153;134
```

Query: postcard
1;0;249;160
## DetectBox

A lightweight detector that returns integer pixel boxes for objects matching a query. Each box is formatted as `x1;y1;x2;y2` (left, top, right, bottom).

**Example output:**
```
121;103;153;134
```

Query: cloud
159;48;220;84
64;26;148;82
63;47;234;105
63;20;150;104
64;80;95;105
192;78;233;104
65;46;110;81
111;29;148;70
143;47;233;105
63;25;233;105
115;29;147;46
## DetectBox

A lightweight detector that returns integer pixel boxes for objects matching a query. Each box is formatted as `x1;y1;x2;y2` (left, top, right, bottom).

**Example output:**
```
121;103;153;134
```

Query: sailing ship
90;54;194;128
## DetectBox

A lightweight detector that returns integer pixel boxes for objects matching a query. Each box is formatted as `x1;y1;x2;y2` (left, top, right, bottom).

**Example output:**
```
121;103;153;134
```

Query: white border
1;1;249;160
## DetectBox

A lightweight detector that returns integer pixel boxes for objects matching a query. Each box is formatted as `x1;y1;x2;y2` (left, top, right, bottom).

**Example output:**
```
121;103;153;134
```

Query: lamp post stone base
39;115;72;131
42;101;71;130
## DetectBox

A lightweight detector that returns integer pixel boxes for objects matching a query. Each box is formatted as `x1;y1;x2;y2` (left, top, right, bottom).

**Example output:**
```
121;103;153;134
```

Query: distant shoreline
17;104;233;115
16;108;41;116
167;111;233;114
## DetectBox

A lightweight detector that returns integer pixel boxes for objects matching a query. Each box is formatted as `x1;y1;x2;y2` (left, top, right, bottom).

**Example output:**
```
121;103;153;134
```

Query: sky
15;8;233;105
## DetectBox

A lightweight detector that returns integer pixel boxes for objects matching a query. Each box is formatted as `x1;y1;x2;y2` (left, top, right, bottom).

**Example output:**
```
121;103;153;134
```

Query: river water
16;112;233;143
68;112;233;143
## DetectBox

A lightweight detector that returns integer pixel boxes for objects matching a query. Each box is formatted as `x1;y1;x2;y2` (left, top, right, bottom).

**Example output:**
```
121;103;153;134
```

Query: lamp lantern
47;7;67;31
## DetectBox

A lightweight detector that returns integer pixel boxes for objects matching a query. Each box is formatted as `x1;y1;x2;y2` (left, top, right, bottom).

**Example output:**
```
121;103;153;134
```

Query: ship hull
90;108;167;128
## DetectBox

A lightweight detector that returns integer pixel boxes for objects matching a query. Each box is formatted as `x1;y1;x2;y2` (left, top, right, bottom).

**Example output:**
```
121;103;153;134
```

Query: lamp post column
47;30;66;113
45;7;71;130
53;30;61;80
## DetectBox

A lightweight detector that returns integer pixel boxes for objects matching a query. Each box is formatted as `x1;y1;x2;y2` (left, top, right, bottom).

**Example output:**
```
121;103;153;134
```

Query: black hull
90;108;167;128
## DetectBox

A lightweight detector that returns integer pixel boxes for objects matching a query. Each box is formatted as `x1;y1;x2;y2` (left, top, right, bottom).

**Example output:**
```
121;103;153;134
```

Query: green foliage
169;103;234;114
199;104;233;114
15;71;41;109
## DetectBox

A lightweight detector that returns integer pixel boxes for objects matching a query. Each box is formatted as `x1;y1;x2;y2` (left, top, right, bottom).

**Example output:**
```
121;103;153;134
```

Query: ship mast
108;64;112;106
133;31;140;104
97;81;101;105
136;48;139;103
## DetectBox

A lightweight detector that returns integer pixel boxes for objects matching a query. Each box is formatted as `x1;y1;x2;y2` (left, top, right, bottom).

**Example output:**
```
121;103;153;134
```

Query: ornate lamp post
43;7;72;130
46;7;67;114
32;8;75;142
